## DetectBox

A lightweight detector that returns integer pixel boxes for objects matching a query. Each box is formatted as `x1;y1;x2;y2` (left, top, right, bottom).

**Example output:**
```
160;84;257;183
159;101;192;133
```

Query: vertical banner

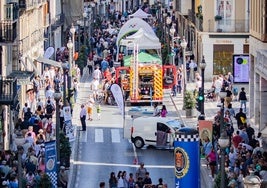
110;84;125;116
45;140;57;188
198;120;213;145
174;141;200;188
63;106;75;142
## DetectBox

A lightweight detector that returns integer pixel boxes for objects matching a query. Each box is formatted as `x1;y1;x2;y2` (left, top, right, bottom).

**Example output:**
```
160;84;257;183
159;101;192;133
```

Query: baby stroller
205;88;215;101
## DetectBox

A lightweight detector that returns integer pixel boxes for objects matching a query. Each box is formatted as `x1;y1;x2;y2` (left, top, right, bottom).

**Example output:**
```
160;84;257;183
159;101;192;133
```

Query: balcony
19;0;46;10
4;2;19;21
0;21;17;43
51;13;65;31
0;76;17;105
207;19;249;33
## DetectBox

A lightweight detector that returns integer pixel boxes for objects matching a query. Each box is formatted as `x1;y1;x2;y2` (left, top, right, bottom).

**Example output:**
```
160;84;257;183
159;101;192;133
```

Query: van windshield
166;120;184;131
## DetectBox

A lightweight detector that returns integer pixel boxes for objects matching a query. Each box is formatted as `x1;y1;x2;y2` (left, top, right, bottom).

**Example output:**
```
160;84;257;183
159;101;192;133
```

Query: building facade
0;0;47;150
249;0;267;148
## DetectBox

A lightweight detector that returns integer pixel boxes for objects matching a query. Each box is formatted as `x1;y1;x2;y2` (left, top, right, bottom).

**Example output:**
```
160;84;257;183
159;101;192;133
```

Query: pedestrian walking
136;162;147;181
87;95;94;121
206;147;216;180
80;104;87;131
238;87;247;112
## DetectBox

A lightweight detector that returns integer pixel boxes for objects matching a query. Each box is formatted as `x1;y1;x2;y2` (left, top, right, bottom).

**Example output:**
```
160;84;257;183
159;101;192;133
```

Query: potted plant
184;90;197;117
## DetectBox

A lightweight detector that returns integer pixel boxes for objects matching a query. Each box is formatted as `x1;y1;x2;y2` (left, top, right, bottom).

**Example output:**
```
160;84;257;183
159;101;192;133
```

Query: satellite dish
44;47;55;59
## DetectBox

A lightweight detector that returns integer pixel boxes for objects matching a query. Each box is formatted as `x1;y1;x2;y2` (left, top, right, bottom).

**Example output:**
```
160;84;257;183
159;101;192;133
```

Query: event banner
45;140;57;188
110;84;124;116
174;140;200;188
198;120;213;144
63;106;75;142
233;54;249;83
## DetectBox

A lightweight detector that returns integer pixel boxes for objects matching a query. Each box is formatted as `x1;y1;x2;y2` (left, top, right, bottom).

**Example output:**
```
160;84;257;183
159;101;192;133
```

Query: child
96;104;101;120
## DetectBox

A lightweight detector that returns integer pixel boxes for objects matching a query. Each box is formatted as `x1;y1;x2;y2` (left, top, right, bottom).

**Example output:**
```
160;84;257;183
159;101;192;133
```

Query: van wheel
134;137;144;149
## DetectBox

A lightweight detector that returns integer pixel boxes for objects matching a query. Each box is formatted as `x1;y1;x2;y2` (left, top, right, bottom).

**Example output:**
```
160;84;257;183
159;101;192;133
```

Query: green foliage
38;174;52;188
184;90;197;109
76;45;87;74
213;171;229;188
60;132;72;159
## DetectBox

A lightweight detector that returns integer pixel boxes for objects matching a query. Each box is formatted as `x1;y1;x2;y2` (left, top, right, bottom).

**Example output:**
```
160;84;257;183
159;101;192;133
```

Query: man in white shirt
80;104;87;131
92;66;102;82
91;78;100;100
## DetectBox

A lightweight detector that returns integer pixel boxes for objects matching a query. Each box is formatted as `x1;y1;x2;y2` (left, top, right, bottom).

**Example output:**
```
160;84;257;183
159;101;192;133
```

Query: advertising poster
65;120;75;142
233;54;249;83
199;120;213;144
45;140;57;188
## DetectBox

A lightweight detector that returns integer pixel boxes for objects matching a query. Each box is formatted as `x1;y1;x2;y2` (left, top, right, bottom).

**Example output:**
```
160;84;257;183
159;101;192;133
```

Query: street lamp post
70;24;76;66
181;38;187;108
198;56;206;120
170;25;176;65
83;12;88;46
166;17;172;64
218;91;229;188
67;38;73;102
53;86;62;182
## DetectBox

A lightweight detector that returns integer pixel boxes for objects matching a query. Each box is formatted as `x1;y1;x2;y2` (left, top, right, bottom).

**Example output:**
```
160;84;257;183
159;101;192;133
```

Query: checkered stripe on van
174;134;199;142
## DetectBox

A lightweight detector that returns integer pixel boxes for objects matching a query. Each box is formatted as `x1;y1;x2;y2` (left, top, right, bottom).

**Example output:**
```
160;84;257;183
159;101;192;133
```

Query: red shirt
232;135;243;148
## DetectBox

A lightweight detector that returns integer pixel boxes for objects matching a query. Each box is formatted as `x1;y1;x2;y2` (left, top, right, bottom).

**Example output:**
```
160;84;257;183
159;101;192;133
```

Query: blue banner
45;140;57;188
174;141;200;188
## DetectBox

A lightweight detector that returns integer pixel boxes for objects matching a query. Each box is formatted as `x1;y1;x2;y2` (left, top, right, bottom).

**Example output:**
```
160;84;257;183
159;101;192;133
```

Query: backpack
46;123;52;133
46;103;54;114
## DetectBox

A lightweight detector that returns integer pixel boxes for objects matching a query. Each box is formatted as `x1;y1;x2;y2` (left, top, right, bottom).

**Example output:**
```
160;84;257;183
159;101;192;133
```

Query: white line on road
74;161;174;169
111;129;120;143
95;129;103;142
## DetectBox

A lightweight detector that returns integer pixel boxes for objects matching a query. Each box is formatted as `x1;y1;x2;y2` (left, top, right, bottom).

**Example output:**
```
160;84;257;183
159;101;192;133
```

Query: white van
124;116;185;149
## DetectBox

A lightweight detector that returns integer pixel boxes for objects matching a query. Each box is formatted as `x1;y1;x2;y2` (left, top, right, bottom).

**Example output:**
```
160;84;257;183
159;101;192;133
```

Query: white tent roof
116;17;156;47
121;28;161;50
129;8;152;19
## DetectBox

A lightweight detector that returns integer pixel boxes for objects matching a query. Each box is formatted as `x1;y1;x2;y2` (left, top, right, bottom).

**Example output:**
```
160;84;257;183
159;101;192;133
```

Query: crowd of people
200;73;267;187
98;163;167;188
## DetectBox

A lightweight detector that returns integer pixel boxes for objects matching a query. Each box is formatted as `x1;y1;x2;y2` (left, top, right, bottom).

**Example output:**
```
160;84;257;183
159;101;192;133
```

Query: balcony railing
0;76;17;105
207;19;249;33
4;3;19;21
19;0;46;10
0;21;17;43
51;13;65;30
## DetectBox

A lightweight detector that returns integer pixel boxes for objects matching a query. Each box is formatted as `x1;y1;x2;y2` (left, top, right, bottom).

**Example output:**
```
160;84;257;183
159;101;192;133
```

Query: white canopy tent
129;8;152;19
121;28;161;50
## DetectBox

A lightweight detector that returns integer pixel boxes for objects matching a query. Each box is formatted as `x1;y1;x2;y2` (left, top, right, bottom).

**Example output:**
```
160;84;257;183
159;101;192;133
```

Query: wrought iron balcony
207;19;249;33
0;21;17;43
0;76;17;105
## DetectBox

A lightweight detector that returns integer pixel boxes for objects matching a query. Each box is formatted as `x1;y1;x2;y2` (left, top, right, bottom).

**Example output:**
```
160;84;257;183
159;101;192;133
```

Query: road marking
74;161;174;169
95;129;103;142
111;129;120;143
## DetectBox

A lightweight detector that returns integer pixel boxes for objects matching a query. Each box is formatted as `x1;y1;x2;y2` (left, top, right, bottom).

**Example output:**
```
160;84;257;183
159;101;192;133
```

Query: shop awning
8;70;35;85
36;56;61;68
